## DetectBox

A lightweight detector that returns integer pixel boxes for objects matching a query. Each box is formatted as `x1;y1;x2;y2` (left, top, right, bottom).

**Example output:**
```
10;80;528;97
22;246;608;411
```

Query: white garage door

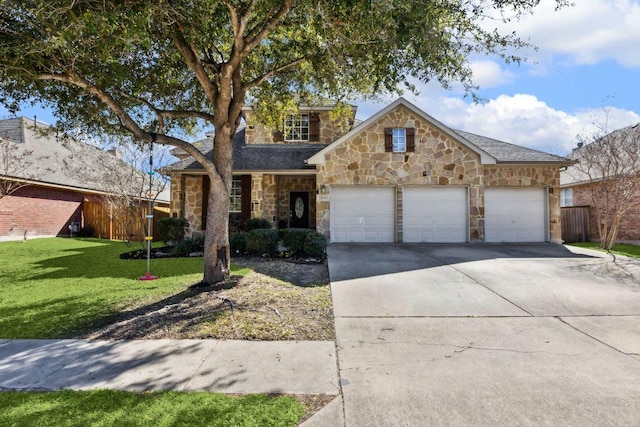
331;187;395;242
403;187;468;243
485;188;547;242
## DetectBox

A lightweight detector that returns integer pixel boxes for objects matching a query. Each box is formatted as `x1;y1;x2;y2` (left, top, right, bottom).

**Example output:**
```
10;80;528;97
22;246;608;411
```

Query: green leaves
0;0;567;142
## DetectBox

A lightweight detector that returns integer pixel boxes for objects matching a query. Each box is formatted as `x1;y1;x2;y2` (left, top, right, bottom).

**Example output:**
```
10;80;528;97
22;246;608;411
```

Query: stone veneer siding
244;111;346;145
278;176;316;229
170;174;204;236
316;105;562;243
171;172;319;233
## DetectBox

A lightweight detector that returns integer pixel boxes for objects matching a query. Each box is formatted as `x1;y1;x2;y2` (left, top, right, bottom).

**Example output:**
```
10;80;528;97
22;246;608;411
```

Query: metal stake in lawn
139;137;158;281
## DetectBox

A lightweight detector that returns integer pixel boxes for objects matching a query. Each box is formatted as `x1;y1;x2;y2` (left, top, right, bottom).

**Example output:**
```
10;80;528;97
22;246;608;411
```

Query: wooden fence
83;201;169;242
561;206;591;243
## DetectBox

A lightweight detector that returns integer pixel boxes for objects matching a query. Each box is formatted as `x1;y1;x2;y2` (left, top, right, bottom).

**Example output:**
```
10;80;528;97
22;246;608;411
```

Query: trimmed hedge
172;235;205;257
246;228;279;255
280;228;312;255
230;232;248;254
242;218;272;231
303;232;327;259
230;227;327;259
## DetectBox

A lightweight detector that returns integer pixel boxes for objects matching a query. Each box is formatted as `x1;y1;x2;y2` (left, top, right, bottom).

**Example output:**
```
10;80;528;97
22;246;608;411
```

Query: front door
289;191;310;228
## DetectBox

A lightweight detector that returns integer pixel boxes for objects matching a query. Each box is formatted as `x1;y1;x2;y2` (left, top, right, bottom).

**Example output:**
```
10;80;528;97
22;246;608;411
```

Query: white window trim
229;177;242;213
392;128;406;152
284;113;310;142
560;188;574;207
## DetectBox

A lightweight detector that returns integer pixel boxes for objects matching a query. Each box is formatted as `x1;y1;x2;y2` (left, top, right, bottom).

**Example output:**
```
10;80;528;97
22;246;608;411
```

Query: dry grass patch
85;258;334;341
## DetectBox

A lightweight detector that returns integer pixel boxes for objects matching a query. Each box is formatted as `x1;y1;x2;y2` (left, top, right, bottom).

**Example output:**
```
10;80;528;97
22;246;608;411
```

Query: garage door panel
403;187;468;243
485;188;546;242
331;187;395;243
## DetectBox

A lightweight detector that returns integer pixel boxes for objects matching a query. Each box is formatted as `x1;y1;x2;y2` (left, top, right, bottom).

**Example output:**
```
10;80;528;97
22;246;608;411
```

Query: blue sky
353;0;640;155
2;0;639;157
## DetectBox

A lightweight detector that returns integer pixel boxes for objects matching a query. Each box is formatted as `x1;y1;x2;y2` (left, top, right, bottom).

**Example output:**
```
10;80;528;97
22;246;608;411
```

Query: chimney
107;148;123;159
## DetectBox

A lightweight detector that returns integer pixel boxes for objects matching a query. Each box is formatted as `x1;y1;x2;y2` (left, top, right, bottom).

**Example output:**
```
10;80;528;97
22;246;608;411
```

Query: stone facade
315;105;562;243
244;110;346;145
278;176;317;228
170;175;205;236
170;102;565;243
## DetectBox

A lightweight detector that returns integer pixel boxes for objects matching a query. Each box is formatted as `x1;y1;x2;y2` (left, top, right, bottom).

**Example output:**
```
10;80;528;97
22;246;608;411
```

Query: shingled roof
165;126;322;172
454;130;572;164
0;117;170;202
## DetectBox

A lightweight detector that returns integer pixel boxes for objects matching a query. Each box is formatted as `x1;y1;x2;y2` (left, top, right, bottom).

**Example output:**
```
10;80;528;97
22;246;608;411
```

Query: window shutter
241;175;252;221
202;175;210;230
384;128;393;152
309;113;320;141
406;128;415;152
273;129;284;142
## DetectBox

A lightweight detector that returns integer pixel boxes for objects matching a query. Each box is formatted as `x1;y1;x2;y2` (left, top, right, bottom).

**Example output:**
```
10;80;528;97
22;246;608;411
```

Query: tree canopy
0;0;567;282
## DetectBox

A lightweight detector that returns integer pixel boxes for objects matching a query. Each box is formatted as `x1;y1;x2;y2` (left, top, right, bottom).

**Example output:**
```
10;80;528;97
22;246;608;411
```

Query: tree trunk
203;175;231;283
201;126;234;284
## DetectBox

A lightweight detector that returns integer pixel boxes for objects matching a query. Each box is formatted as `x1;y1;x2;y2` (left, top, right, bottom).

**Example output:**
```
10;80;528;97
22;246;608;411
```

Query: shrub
230;232;248;254
281;228;312;255
303;232;327;259
242;218;271;232
246;228;279;255
158;217;189;245
172;236;204;257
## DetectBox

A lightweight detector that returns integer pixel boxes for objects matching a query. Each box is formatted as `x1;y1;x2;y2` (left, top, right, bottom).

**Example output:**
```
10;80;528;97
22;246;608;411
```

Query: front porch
170;173;317;235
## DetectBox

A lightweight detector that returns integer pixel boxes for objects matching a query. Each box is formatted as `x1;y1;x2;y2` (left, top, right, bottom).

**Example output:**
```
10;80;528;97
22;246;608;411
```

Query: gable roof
306;97;496;165
561;122;640;187
455;130;571;164
0;117;170;202
307;97;571;166
164;126;321;173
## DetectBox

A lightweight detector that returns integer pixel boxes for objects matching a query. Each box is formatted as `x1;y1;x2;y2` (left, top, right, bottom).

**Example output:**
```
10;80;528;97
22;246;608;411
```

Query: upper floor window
560;188;573;207
284;114;309;141
384;127;415;153
392;128;406;152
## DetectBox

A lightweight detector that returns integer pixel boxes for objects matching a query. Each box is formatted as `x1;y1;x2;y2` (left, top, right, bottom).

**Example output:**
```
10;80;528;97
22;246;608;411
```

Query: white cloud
355;88;640;156
469;60;516;88
492;0;640;67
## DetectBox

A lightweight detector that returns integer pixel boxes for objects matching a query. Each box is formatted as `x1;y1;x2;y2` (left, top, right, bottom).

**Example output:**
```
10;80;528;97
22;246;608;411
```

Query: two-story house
166;98;572;243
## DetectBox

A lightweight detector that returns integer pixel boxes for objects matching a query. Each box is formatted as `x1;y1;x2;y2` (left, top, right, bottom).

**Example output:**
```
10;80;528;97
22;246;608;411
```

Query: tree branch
171;24;219;106
245;57;308;90
243;0;294;54
36;72;218;177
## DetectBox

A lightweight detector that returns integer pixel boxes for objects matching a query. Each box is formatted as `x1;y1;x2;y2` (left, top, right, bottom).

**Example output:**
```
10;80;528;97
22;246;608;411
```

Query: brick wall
573;183;640;242
0;185;83;240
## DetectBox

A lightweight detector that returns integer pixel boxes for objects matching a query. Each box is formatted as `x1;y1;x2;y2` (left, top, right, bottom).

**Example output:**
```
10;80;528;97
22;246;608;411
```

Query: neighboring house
167;98;572;243
560;123;640;243
0;117;169;241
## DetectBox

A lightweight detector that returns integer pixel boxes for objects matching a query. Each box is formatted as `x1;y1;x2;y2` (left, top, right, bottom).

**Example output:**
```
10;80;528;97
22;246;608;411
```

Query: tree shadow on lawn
0;296;124;339
24;243;203;281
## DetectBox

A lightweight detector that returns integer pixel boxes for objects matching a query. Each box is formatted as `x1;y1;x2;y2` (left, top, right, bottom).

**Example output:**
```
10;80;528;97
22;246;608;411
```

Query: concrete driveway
327;243;640;426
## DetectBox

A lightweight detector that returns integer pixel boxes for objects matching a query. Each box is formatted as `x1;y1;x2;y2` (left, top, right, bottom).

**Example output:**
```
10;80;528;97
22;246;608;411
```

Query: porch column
251;174;263;219
263;174;278;227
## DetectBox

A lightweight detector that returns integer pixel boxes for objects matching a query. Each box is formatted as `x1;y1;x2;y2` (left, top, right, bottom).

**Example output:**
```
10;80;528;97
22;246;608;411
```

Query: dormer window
284;114;309;142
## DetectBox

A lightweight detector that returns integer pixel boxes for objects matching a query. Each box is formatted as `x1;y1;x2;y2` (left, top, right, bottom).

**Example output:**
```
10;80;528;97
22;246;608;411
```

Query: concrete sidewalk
0;339;339;395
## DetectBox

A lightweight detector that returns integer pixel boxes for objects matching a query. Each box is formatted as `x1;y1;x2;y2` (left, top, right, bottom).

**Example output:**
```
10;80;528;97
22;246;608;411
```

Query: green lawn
0;238;209;338
567;242;640;259
0;390;304;427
